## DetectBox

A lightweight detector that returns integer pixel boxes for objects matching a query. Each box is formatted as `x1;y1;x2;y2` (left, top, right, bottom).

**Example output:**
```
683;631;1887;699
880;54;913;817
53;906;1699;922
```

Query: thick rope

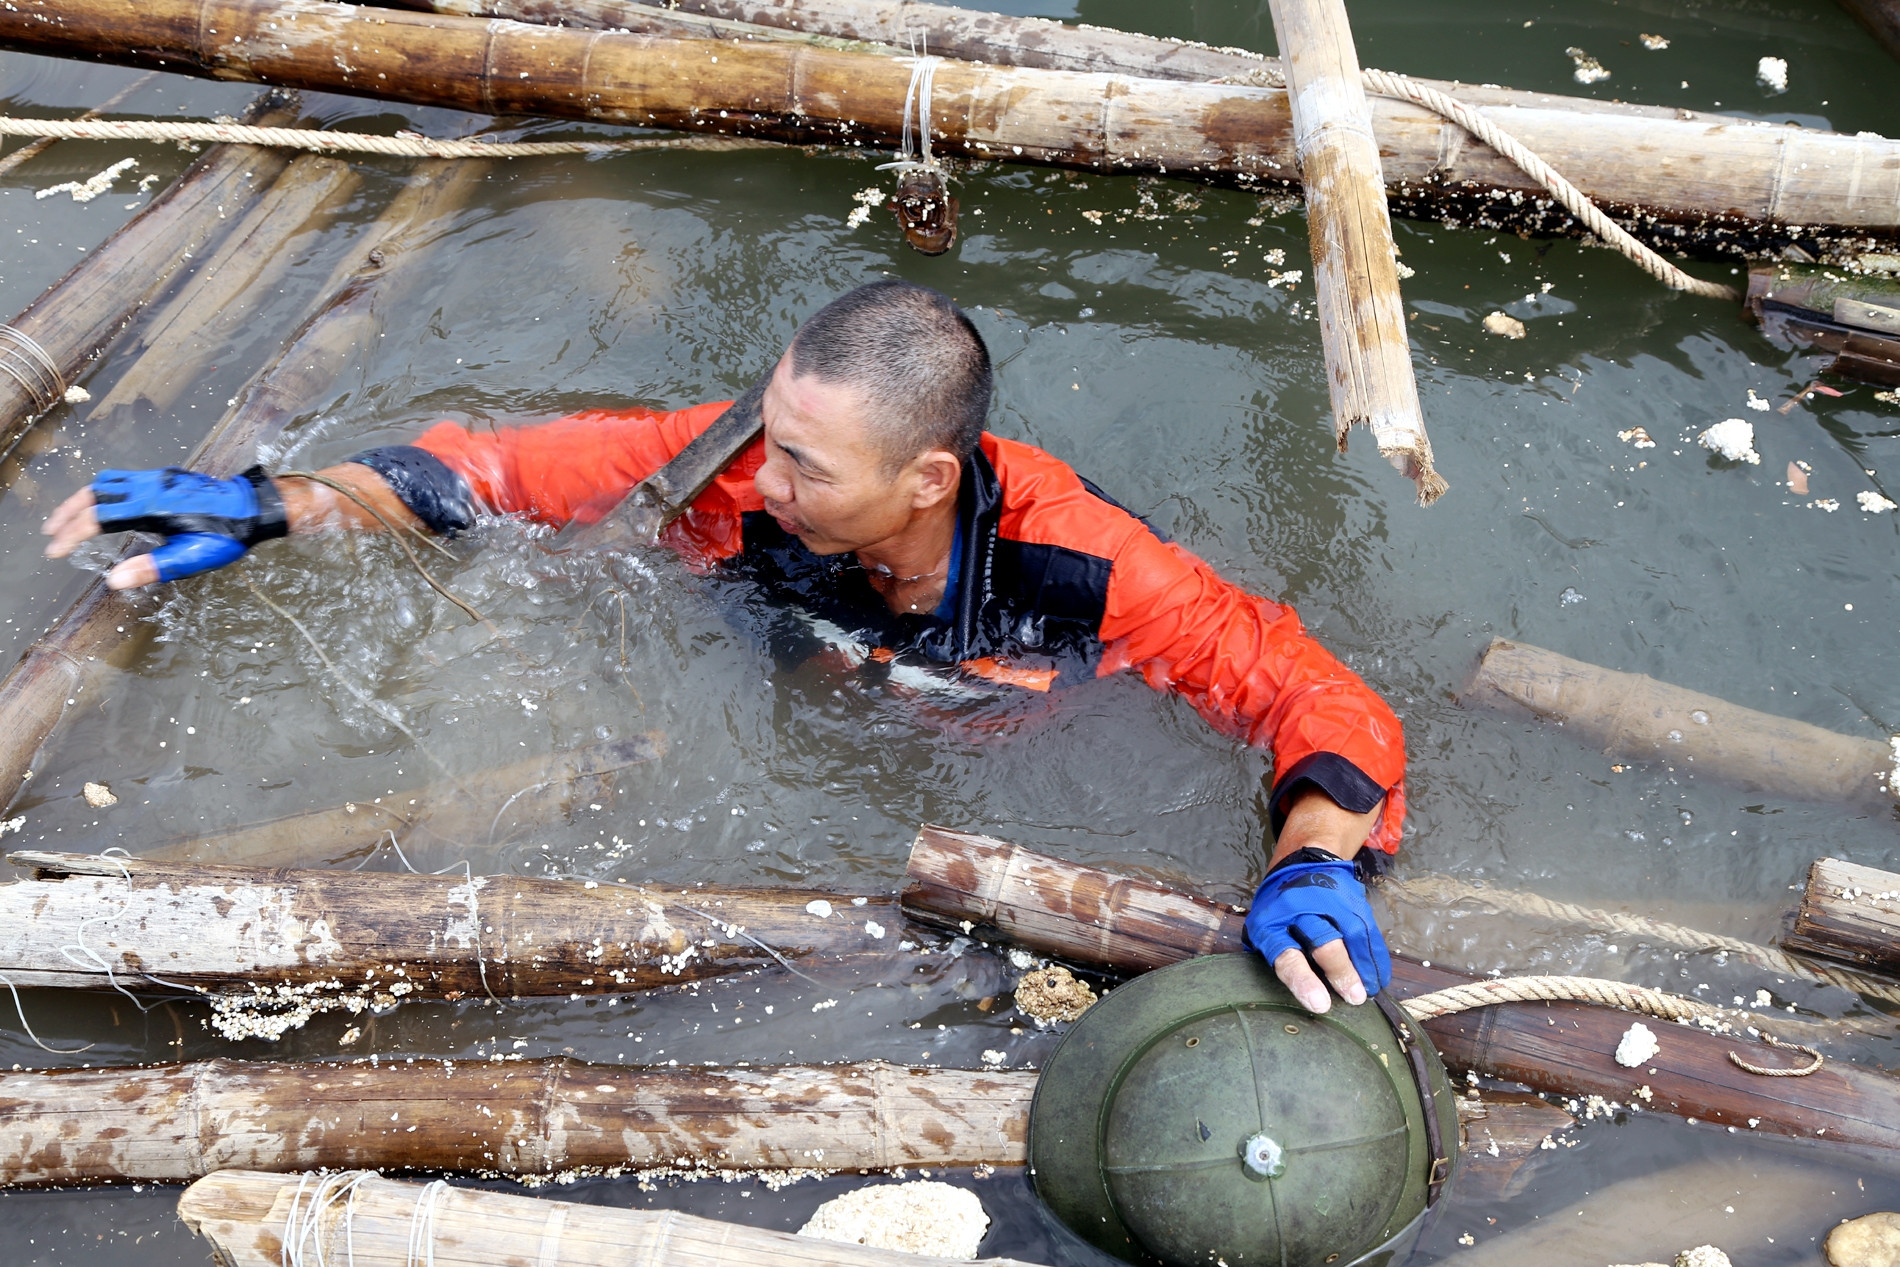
1385;872;1900;1006
1400;974;1824;1077
1222;65;1739;301
0;72;156;179
0;116;769;160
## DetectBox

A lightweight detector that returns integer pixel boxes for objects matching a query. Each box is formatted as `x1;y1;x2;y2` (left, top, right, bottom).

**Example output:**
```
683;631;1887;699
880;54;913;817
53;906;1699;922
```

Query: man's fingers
1309;938;1368;1006
104;555;160;590
1272;947;1333;1015
41;488;100;558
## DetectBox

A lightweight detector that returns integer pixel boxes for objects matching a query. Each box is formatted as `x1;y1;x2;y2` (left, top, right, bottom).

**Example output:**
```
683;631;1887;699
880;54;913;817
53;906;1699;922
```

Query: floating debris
1746;389;1770;412
82;781;118;809
1014;964;1096;1025
1618;427;1656;449
1677;1247;1733;1267
798;1180;990;1260
1825;1211;1900;1267
1566;47;1612;84
62;385;90;404
844;186;884;230
888;166;959;256
1640;33;1671;51
1757;56;1789;94
805;899;833;919
0;815;23;837
1614;1021;1660;1068
1697;418;1761;464
37;157;138;202
1787;462;1810;494
1859;490;1897;513
1483;311;1527;339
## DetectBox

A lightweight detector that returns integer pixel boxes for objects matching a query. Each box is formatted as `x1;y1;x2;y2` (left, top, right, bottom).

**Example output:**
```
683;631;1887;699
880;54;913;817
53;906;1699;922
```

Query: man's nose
755;455;792;504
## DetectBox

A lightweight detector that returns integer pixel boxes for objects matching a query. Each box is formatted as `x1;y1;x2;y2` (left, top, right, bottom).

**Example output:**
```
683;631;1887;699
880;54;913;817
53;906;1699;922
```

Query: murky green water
2;0;1898;1262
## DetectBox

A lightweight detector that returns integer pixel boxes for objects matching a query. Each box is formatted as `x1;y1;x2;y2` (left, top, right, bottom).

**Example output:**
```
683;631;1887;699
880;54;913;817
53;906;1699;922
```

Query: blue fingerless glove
91;465;288;582
1245;853;1393;997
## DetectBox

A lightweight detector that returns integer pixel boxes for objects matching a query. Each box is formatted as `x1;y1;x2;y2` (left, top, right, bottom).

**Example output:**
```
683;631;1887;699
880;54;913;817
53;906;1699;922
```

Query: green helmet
1029;954;1457;1267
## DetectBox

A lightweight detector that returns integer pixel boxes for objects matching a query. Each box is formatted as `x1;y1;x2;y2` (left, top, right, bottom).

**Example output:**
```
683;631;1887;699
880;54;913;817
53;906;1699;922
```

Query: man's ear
908;448;962;510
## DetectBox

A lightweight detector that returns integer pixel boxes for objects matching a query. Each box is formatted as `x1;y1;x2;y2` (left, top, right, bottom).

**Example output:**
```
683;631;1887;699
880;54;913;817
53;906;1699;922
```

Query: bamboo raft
901;826;1900;1151
4;0;1899;259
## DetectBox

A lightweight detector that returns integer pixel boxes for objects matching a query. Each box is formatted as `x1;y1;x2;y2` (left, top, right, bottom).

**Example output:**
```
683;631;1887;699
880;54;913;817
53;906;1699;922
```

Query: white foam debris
1676;1246;1732;1267
845;186;885;229
1615;1021;1661;1068
1756;56;1788;93
1640;33;1670;50
1745;389;1770;412
1858;490;1897;513
1483;311;1527;339
38;157;139;202
981;1049;1007;1065
1697;418;1760;464
82;781;118;809
1618;427;1656;449
1567;47;1612;83
1889;736;1900;798
799;1181;990;1261
0;815;23;837
62;385;90;404
804;899;833;919
864;920;886;939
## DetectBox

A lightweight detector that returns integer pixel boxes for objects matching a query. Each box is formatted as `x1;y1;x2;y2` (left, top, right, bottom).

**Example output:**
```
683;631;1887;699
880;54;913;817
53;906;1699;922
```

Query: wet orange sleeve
1096;526;1408;853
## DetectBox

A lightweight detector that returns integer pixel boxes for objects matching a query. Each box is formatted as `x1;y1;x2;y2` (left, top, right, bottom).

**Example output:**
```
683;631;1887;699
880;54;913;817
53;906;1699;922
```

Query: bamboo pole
1266;0;1439;502
89;154;361;420
0;848;900;999
1460;637;1898;806
180;1169;1042;1266
4;0;1899;253
144;734;664;867
1453;1091;1573;1205
901;825;1900;1151
0;157;489;811
0;1058;1033;1185
0;89;306;464
1785;857;1900;978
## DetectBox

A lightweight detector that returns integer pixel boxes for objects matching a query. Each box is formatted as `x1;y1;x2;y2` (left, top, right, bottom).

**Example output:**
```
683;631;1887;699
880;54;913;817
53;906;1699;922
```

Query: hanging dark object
878;53;960;256
888;164;958;255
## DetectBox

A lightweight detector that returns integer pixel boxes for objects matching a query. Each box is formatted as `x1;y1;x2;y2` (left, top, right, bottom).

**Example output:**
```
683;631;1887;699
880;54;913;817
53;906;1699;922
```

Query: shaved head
785;281;993;473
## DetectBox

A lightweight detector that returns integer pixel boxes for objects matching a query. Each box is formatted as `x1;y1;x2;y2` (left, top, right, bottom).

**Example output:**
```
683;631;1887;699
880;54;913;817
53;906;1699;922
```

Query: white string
280;1170;374;1267
405;1179;450;1267
877;54;943;175
0;972;93;1053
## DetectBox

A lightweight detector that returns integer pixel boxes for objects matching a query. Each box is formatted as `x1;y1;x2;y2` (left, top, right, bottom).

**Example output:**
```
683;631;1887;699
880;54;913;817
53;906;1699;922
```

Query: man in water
42;280;1405;1014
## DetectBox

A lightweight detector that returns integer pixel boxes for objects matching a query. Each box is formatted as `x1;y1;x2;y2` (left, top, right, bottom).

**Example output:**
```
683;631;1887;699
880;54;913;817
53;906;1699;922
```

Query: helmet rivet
1240;1133;1285;1180
1284;1023;1301;1034
1185;1037;1200;1047
1326;1255;1341;1263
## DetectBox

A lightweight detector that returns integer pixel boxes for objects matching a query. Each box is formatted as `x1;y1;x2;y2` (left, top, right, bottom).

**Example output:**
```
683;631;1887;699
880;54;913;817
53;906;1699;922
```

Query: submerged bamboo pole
145;735;664;867
0;158;489;811
0;1058;1032;1185
181;1169;1041;1266
1785;857;1900;978
901;826;1900;1151
1267;0;1439;502
1460;638;1898;806
0;90;305;464
5;0;1900;252
0;849;899;999
90;153;361;420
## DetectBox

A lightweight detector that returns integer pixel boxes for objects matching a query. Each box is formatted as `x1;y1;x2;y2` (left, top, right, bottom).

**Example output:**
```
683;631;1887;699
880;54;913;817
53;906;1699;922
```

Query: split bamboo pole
1785;857;1900;978
901;825;1900;1151
144;734;664;867
5;0;1900;253
89;153;361;420
0;157;488;811
0;89;305;463
1840;0;1900;65
1453;1091;1572;1205
1460;637;1899;806
0;1057;1033;1185
180;1169;1043;1266
0;848;900;1000
1266;0;1439;502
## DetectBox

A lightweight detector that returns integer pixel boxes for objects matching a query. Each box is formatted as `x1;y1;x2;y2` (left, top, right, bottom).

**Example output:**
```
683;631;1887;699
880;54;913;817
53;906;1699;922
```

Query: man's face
753;357;924;555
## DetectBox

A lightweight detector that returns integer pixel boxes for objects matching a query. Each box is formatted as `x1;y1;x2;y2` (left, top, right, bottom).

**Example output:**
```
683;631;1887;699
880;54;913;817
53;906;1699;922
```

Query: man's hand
1246;790;1390;1013
42;466;287;588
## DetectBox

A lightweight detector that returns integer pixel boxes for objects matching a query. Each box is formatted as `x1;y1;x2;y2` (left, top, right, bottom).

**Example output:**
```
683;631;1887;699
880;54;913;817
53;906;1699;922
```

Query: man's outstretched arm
42;463;420;589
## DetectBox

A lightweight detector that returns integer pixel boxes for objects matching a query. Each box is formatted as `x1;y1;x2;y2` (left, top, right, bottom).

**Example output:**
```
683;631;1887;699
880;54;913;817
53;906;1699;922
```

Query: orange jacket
398;402;1407;853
